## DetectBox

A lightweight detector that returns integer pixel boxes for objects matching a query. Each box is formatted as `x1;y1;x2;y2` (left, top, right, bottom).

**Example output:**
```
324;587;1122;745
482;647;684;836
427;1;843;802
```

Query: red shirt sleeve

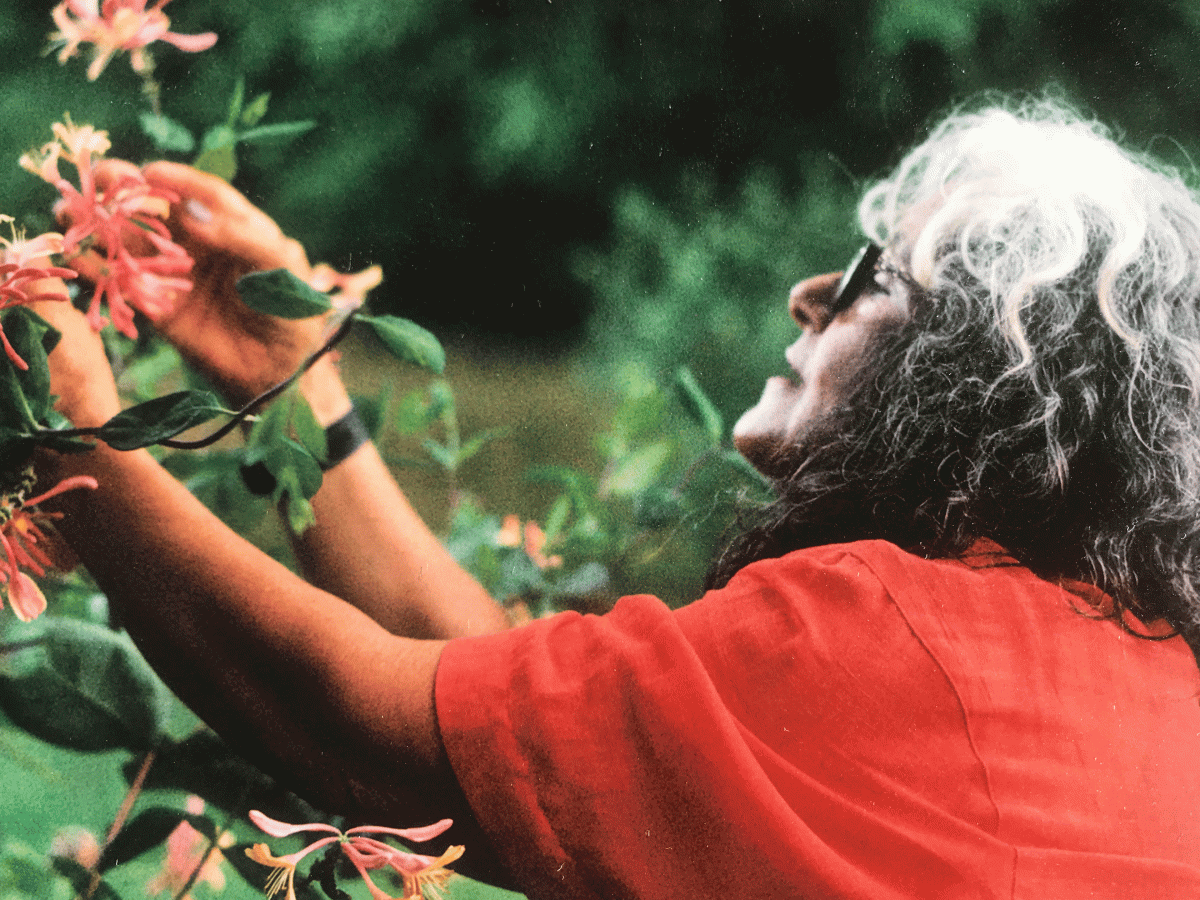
435;541;1200;900
435;545;1015;899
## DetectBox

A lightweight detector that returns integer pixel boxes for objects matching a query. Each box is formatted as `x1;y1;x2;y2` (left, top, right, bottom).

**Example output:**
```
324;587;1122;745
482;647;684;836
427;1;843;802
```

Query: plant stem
79;748;157;900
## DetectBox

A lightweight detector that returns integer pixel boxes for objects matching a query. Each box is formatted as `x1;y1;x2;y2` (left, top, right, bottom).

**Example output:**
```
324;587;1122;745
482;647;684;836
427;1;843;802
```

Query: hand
69;161;331;408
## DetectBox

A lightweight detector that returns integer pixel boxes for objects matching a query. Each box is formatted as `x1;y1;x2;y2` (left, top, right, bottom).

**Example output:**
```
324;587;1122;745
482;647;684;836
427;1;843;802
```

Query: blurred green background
3;0;1200;897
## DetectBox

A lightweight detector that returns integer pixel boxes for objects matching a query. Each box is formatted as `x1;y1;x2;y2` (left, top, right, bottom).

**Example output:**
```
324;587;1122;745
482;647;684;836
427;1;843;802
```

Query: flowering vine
20;118;195;338
0;466;98;622
50;0;218;82
245;810;464;900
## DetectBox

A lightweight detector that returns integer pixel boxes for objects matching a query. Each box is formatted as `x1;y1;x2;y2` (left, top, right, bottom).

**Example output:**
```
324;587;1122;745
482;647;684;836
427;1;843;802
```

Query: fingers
142;161;310;276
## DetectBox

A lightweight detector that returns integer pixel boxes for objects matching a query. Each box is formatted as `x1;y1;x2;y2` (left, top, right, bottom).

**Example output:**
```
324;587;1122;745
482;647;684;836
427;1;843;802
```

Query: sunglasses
828;242;924;318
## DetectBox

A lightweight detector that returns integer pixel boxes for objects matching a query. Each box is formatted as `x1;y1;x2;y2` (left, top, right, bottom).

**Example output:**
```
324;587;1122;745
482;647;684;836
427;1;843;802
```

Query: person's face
733;247;911;476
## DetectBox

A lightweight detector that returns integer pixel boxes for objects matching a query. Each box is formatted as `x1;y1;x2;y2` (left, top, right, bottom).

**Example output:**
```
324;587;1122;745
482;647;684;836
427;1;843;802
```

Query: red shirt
436;540;1200;899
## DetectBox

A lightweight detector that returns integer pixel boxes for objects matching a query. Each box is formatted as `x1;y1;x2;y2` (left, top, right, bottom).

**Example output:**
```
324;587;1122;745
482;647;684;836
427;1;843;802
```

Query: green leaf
634;485;685;527
457;427;509;466
392;389;432;435
241;91;271;127
0;619;168;753
290;395;327;462
551;561;610;597
604;441;672;497
284;490;316;535
226;77;246;126
138;112;196;153
238;120;318;145
194;125;239;180
542;495;572;544
237;269;334;319
50;858;123;900
97;390;226;450
2;841;58;900
274;437;324;499
0;307;60;428
674;365;724;446
358;314;445;374
98;808;217;873
422;438;459;472
245;394;290;448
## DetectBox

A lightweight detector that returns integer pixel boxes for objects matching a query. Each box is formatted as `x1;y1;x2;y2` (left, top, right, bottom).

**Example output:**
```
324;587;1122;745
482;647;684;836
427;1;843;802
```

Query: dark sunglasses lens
830;243;882;316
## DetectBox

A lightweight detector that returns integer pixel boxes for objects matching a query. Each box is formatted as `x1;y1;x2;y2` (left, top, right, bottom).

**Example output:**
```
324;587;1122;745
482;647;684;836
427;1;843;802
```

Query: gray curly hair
712;98;1200;647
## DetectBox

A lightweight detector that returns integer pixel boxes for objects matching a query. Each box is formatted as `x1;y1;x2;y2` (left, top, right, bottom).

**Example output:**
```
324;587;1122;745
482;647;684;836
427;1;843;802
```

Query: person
32;98;1200;899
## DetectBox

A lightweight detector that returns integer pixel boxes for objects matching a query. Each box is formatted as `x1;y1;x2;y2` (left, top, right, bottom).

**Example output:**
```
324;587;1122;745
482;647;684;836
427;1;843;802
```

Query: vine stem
79;747;157;900
0;636;48;655
50;312;356;450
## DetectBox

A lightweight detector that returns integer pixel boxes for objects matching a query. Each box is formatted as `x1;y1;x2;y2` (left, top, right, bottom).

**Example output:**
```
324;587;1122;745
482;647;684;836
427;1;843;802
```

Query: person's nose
788;271;843;332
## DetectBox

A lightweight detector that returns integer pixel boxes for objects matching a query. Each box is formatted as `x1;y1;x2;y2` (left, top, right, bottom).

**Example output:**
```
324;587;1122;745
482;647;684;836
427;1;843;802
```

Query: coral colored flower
308;262;383;312
22;119;194;338
246;810;463;900
0;471;98;621
50;0;217;81
147;796;231;900
496;514;562;569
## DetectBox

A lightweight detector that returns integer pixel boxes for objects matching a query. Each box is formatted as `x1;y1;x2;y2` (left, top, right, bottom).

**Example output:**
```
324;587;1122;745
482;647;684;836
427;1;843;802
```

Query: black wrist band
320;404;371;470
240;404;371;495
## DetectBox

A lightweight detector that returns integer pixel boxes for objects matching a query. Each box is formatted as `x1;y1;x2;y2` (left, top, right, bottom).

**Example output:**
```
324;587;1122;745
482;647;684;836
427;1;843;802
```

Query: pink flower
0;216;76;370
50;0;217;81
497;514;563;569
0;215;77;371
21;119;194;338
246;810;464;900
0;258;75;371
147;796;231;900
0;472;99;621
308;263;383;313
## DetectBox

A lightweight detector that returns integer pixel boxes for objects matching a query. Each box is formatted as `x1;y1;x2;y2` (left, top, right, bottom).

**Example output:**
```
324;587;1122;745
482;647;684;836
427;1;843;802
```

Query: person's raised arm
32;297;510;884
76;161;508;640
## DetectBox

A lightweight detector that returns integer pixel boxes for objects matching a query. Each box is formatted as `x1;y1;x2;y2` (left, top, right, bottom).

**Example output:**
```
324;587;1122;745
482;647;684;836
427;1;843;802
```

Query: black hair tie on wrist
240;404;371;495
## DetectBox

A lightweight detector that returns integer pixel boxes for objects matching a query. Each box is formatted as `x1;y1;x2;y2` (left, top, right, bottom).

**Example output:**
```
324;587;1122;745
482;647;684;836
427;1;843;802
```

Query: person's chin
733;378;803;478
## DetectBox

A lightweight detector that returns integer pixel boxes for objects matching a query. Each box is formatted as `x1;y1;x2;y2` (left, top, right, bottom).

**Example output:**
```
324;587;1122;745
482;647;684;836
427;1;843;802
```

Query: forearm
293;359;509;640
37;441;452;819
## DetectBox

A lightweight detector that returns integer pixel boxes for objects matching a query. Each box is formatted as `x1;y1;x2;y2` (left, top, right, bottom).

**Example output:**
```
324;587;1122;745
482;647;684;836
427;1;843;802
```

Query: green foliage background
3;0;1198;418
1;1;1198;898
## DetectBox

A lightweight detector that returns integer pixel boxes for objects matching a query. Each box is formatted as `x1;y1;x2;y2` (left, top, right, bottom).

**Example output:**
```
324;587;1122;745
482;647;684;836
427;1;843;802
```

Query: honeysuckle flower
147;796;232;899
246;810;463;900
50;0;218;82
49;826;101;870
308;262;383;313
497;514;563;569
0;247;75;370
0;217;69;269
0;471;99;621
21;119;194;338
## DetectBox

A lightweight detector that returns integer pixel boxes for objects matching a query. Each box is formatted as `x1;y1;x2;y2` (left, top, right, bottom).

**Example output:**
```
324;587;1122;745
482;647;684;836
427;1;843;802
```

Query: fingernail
184;199;212;223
